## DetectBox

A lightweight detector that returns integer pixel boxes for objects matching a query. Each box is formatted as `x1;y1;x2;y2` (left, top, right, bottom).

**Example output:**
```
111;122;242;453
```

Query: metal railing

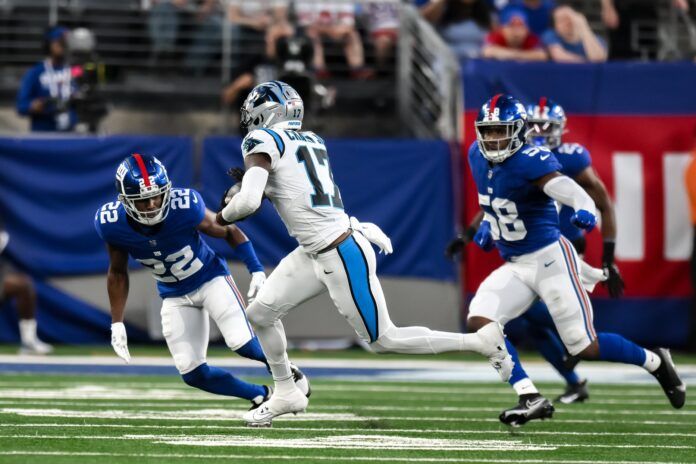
0;0;399;83
397;4;462;141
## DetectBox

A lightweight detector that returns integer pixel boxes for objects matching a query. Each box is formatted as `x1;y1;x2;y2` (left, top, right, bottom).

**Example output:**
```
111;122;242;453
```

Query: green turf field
0;372;693;464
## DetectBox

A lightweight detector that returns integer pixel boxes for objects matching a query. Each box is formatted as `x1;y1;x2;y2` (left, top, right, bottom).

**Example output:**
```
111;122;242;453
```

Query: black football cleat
555;379;590;404
499;393;555;427
650;348;686;409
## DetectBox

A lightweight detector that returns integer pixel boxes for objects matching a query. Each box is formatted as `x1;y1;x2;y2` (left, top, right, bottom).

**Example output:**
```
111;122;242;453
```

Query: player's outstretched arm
574;167;625;297
216;153;272;225
106;244;131;363
573;167;616;242
536;172;597;230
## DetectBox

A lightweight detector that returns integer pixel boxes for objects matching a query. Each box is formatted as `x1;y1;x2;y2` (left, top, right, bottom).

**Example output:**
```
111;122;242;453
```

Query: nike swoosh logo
323;270;333;275
540;154;550;160
525;398;546;409
544;260;555;267
252;407;274;421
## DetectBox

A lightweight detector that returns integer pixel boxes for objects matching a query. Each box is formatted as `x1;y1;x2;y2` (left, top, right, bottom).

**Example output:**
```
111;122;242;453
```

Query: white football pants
246;231;486;380
161;275;254;374
469;236;597;355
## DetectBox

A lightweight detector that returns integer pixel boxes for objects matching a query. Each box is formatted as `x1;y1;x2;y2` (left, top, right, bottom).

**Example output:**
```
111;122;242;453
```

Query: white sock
643;349;662;373
19;319;37;345
513;378;539;396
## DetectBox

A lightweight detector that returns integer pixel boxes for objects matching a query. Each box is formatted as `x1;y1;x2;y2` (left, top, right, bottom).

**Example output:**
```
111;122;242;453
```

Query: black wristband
602;240;615;265
464;226;477;242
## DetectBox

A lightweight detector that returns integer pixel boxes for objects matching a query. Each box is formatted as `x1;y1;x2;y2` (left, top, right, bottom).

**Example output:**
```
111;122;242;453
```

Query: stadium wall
0;135;461;345
460;60;696;347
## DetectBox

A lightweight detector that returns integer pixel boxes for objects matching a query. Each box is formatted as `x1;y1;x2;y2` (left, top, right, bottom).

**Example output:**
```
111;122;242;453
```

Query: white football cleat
243;386;309;428
19;339;54;355
476;321;514;382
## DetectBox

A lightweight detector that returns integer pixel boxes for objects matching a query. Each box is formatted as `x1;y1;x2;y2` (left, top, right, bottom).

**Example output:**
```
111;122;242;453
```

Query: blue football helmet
240;81;303;133
115;154;172;226
526;97;567;149
475;94;528;163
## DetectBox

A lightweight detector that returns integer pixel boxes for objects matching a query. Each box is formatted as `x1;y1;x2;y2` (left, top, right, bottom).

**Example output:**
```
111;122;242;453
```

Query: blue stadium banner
201;137;458;281
0;135;194;275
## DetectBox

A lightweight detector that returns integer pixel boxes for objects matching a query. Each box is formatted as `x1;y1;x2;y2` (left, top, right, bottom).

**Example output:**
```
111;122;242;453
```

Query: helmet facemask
119;182;172;226
528;118;564;149
476;119;526;163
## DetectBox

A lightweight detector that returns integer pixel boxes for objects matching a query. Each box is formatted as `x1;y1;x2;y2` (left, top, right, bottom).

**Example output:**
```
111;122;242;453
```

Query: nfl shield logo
149;240;157;247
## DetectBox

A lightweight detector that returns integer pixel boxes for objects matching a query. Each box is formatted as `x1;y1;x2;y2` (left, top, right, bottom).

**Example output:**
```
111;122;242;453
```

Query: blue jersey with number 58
469;141;563;260
94;188;229;298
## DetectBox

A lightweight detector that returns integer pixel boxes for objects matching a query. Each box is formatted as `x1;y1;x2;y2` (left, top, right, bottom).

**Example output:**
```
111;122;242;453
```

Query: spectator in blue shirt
16;26;77;132
496;0;555;36
543;6;607;63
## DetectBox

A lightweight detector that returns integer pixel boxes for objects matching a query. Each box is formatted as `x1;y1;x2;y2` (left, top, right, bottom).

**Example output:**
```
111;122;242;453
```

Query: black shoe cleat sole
651;348;686;409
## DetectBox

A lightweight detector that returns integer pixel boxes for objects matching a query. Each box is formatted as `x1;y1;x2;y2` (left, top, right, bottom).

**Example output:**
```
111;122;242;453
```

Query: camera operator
16;26;77;132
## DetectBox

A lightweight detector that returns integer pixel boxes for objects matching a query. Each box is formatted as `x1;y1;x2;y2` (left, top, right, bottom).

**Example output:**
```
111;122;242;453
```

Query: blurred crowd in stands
418;0;690;62
12;0;696;133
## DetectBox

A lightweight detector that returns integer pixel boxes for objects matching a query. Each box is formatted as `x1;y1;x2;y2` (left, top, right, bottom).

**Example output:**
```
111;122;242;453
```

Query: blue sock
532;327;580;385
505;339;529;386
236;337;269;369
597;332;647;366
182;363;266;400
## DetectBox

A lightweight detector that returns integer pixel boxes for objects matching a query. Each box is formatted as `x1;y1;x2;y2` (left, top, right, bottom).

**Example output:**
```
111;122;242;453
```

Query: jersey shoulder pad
555;143;591;177
169;188;205;227
303;131;325;145
515;144;562;181
242;129;284;167
94;201;124;243
467;141;480;160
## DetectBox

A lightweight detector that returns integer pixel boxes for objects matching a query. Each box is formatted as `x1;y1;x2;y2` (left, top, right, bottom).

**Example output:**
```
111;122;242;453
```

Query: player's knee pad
246;300;280;328
181;362;210;388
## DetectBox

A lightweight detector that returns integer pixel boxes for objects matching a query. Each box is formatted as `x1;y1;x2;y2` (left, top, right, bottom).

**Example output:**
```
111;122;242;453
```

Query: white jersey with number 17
241;127;350;253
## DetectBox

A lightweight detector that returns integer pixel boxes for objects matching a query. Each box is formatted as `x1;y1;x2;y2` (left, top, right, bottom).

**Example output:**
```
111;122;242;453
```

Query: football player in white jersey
216;81;514;427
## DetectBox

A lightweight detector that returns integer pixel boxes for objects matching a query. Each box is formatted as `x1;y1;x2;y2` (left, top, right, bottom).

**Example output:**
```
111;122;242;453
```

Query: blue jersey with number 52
468;141;562;260
94;188;229;298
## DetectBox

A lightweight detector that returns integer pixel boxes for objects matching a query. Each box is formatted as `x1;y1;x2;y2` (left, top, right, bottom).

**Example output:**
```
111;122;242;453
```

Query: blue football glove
570;209;596;231
474;221;495;252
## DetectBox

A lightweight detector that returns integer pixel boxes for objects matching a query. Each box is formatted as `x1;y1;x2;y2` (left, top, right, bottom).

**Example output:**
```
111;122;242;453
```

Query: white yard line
0;407;692;426
0;399;688;416
0;451;684;464
1;423;696;438
0;382;675;398
0;434;692;451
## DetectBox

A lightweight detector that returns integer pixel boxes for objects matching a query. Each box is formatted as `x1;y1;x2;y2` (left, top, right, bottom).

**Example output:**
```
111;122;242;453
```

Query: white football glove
247;271;266;303
350;216;393;255
110;322;131;364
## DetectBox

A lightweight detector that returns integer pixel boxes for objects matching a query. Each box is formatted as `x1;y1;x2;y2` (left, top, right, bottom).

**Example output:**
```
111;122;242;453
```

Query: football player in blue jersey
462;94;685;426
447;97;626;422
94;154;309;408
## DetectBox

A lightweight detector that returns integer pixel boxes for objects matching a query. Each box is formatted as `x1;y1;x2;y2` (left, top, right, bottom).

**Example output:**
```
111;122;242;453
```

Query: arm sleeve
16;67;38;116
221;166;269;223
543;175;597;216
242;129;283;170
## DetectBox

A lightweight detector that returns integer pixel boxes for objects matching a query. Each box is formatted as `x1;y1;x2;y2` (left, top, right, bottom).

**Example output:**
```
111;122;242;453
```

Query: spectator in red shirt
482;7;547;61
